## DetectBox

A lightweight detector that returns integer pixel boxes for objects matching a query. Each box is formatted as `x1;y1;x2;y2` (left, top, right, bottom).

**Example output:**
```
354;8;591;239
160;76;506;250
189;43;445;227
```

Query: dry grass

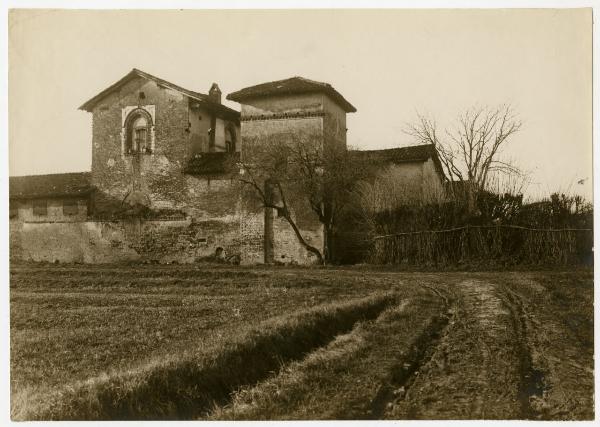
373;226;592;266
10;263;403;420
11;264;387;392
211;291;450;420
14;292;395;420
10;264;593;421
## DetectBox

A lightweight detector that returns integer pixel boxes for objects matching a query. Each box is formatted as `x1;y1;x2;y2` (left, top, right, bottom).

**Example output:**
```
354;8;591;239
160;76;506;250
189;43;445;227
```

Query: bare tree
405;105;523;212
237;132;364;264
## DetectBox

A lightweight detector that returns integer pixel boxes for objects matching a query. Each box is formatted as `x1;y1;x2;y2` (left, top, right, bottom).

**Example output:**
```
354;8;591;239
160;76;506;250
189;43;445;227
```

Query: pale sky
8;9;593;199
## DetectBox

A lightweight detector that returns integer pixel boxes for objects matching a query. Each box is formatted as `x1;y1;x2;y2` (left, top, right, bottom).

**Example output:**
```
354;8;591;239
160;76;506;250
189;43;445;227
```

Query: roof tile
227;76;356;113
350;144;438;163
10;172;93;199
350;144;446;180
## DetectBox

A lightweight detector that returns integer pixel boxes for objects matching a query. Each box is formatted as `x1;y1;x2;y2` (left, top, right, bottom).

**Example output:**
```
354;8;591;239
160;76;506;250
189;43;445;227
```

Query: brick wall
10;218;241;264
11;221;138;263
322;95;348;151
11;198;89;222
10;79;346;266
90;76;240;216
239;210;265;265
91;77;189;213
134;218;241;263
237;94;333;264
9;222;23;260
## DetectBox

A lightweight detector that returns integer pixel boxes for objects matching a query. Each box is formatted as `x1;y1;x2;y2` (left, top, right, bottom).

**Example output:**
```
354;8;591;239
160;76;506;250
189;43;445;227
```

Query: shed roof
227;76;357;113
79;68;240;121
9;172;93;199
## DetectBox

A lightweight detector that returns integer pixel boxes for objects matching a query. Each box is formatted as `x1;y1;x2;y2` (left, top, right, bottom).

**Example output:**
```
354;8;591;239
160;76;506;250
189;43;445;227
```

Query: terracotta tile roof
350;144;446;180
351;144;437;163
79;68;239;121
184;152;240;176
9;172;93;199
227;76;357;113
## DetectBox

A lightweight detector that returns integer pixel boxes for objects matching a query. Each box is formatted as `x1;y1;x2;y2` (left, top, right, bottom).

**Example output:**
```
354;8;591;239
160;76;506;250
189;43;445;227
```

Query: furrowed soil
10;264;593;420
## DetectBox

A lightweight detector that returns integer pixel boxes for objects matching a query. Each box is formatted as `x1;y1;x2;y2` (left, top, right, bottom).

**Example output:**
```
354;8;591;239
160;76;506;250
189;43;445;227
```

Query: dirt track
215;272;593;420
387;280;529;419
385;276;593;420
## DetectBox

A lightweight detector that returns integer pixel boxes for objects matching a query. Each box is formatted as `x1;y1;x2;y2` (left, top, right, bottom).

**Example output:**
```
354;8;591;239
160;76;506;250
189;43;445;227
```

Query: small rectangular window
63;199;79;216
33;200;47;216
9;201;19;219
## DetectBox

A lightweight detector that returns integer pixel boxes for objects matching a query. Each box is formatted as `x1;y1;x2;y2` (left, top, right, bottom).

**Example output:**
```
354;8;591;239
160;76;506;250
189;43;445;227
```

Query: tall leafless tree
405;105;523;212
237;132;364;264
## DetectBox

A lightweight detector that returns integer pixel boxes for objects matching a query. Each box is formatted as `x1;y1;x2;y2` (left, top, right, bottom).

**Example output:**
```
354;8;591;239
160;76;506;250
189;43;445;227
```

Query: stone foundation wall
9;217;241;264
10;212;323;265
11;221;138;263
237;209;324;265
239;211;265;265
272;216;323;265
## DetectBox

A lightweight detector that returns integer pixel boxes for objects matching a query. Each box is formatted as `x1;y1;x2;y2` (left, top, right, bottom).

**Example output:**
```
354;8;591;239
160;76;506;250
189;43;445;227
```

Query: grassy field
10;263;593;420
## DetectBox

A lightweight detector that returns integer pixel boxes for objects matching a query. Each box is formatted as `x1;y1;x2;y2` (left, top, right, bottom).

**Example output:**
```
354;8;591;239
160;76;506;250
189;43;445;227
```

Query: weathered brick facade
235;94;336;263
84;70;244;262
10;71;361;265
88;73;240;215
228;78;358;265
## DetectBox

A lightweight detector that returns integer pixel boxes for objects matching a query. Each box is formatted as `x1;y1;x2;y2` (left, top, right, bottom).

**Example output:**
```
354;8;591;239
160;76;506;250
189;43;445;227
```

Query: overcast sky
8;8;592;200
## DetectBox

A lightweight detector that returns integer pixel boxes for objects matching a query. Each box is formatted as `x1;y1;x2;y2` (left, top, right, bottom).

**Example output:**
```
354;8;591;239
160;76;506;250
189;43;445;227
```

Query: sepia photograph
5;4;595;423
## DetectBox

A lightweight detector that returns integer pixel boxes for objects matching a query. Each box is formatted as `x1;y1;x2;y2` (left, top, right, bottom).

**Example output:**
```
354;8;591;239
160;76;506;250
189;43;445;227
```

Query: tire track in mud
384;280;532;420
211;280;551;420
499;276;593;420
498;285;545;420
367;285;453;419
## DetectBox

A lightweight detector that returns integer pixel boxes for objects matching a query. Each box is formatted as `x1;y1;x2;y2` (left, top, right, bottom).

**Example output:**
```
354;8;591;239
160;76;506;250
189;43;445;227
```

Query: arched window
125;109;152;154
225;125;236;153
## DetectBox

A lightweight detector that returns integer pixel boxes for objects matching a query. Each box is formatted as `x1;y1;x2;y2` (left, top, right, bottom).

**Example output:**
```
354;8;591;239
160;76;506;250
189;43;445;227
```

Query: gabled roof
184;152;240;176
350;144;446;180
9;172;93;199
227;76;357;113
79;68;240;121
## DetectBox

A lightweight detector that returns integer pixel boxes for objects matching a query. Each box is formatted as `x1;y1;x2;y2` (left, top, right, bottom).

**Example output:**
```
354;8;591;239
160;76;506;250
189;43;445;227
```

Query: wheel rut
385;279;536;420
500;286;545;419
210;288;448;421
210;280;547;421
367;289;452;419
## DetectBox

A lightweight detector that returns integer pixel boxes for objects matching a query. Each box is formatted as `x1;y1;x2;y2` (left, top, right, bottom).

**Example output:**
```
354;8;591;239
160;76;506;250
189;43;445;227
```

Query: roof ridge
136;68;209;97
353;144;435;152
293;76;328;86
79;69;240;119
227;76;356;113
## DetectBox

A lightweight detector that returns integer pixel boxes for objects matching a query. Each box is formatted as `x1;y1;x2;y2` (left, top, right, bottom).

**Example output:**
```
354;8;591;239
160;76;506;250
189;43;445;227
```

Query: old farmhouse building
10;69;445;264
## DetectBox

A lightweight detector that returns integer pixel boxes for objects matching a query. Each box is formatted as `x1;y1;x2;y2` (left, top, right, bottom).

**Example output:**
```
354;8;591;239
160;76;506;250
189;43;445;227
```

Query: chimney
208;83;222;104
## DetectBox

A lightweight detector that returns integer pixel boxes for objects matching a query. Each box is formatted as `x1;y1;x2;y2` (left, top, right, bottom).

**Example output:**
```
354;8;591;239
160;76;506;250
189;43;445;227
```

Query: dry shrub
351;173;592;267
372;226;592;267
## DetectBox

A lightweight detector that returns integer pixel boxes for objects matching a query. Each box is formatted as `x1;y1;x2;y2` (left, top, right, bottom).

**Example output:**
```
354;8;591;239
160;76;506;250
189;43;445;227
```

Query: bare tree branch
404;105;523;212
